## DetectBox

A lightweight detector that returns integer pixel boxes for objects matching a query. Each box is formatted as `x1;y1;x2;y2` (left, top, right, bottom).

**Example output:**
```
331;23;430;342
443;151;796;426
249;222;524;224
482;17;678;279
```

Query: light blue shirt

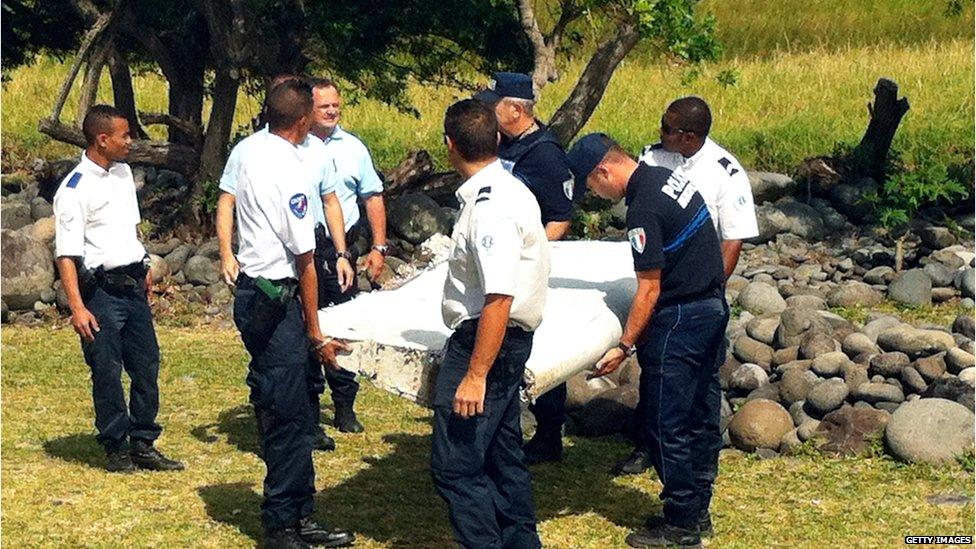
220;126;338;227
318;125;383;235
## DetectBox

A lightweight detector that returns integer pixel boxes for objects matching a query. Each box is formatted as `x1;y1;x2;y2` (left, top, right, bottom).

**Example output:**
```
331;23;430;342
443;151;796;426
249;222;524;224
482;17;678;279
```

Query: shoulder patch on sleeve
717;157;740;177
628;227;646;253
289;193;309;219
66;172;83;188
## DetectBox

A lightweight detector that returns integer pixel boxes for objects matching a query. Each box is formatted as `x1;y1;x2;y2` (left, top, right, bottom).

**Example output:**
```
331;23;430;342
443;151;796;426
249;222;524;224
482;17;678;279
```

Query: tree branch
77;34;113;127
138;112;204;145
548;17;641;145
108;47;149;139
46;11;113;124
516;0;558;92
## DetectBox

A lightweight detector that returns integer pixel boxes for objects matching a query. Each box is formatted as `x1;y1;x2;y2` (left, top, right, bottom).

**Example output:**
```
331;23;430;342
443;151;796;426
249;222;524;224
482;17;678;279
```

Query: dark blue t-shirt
499;125;575;224
625;163;724;307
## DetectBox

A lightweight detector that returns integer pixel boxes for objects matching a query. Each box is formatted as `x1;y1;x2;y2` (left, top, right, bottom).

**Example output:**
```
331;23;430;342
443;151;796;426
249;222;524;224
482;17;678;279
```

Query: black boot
312;426;336;452
129;439;185;471
105;446;136;473
523;427;563;465
612;448;653;476
334;404;363;434
297;517;355;547
646;511;713;538
264;527;311;549
626;523;702;548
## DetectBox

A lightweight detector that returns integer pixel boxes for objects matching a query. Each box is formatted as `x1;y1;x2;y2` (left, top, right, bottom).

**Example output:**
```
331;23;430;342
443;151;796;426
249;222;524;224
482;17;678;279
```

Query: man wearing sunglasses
613;97;759;477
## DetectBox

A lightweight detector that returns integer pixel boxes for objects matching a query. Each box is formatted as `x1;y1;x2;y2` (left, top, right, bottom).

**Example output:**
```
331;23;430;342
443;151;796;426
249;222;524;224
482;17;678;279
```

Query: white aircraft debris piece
319;240;637;407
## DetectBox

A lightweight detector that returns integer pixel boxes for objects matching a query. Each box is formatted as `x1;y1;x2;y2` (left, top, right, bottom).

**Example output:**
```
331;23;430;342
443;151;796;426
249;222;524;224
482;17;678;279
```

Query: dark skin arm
453;294;514;418
55;257;100;342
296;251;350;368
591;270;661;378
721;239;743;280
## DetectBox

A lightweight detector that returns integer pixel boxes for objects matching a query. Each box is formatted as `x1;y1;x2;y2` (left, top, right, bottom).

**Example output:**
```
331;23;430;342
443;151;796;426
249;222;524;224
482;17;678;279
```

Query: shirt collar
263;131;303;160
321;125;347;144
456;159;503;204
681;137;715;170
79;152;115;178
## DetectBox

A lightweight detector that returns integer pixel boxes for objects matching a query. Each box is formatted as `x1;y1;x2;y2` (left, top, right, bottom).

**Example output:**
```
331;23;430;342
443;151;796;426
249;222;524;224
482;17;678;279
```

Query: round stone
728;398;794;452
885;398;975;464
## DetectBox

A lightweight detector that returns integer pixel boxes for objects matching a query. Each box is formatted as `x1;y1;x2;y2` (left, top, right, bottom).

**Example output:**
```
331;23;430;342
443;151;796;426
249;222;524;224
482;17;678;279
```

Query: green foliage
631;0;721;63
194;179;222;216
862;155;970;232
715;67;740;87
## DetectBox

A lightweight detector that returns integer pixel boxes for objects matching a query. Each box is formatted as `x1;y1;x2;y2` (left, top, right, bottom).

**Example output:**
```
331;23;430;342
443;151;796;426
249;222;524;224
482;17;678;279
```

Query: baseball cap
566;133;614;182
473;72;535;105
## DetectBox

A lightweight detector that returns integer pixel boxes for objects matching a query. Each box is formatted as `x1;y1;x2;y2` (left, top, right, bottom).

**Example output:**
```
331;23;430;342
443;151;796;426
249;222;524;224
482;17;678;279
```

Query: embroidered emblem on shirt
735;195;747;209
289;193;309;219
717;157;739;176
562;178;574;201
59;213;74;229
481;235;494;249
628;227;646;254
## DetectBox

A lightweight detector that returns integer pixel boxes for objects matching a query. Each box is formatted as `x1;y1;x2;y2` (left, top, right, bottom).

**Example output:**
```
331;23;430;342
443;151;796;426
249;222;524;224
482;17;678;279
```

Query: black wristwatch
617;341;636;357
336;250;353;261
371;244;389;256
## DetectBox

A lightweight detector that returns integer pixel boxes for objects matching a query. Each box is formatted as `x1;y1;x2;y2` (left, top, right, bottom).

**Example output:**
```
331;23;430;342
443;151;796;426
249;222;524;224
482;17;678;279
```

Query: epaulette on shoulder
475;185;491;204
65;172;83;189
717;157;740;177
640;143;664;157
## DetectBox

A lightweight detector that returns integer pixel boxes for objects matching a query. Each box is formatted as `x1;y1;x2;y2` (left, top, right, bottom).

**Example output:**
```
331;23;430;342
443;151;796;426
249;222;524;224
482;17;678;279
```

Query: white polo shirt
318;125;384;235
220;126;338;227
53;153;147;270
234;131;317;280
441;160;550;332
639;137;759;240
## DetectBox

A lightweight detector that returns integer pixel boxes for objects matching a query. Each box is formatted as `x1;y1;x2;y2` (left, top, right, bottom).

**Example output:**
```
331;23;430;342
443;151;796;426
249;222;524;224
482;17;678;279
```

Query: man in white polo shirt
431;99;549;549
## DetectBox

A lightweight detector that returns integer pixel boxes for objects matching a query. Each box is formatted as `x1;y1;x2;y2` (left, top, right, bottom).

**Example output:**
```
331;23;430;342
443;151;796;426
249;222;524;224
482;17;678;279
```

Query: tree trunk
39;119;198;175
548;19;641;146
195;70;240;191
852;78;910;183
166;72;205;146
47;11;113;124
77;36;113;127
108;48;149;139
516;0;557;93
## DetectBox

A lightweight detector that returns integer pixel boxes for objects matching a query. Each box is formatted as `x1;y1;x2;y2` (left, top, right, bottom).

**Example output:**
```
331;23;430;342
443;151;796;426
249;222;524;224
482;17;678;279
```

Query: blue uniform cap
566;132;613;182
474;72;535;105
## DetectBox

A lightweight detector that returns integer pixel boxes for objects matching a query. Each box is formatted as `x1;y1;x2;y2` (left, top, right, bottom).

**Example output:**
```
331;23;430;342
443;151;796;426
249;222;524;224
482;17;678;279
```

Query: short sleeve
470;208;521;297
715;168;759;240
218;144;241;195
517;144;574;222
627;207;665;272
356;145;383;196
276;179;316;256
53;191;86;258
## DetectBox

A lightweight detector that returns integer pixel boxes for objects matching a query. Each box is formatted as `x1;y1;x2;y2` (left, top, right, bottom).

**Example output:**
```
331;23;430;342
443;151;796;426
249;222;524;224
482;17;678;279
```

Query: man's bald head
265;79;313;132
666;96;711;137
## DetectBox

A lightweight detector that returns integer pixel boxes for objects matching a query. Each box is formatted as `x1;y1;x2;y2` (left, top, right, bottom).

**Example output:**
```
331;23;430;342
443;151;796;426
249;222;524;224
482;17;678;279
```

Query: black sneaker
626;523;702;548
264;527;311;549
334;405;364;434
646;512;713;538
130;439;185;471
312;427;336;452
612;448;653;476
297;517;355;547
106;449;136;473
523;431;563;465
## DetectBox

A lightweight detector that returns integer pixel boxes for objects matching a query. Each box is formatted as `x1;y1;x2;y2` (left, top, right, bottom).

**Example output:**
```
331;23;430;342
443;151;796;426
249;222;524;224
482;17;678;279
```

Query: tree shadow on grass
43;433;104;469
191;403;260;456
314;430;656;547
197;482;264;546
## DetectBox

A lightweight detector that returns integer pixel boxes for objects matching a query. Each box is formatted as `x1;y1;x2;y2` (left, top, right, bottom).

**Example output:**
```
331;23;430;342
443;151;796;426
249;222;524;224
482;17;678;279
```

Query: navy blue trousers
81;284;162;450
527;382;566;435
234;275;315;531
430;321;541;549
634;295;729;527
312;228;360;412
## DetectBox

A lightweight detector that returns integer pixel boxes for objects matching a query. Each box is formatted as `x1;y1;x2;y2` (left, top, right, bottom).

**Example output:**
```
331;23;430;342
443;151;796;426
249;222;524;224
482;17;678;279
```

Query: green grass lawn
2;325;972;547
2;0;972;174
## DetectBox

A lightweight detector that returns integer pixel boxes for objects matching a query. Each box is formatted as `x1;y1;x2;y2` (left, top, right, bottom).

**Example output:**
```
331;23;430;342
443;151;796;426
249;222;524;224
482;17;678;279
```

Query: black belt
95;259;149;291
